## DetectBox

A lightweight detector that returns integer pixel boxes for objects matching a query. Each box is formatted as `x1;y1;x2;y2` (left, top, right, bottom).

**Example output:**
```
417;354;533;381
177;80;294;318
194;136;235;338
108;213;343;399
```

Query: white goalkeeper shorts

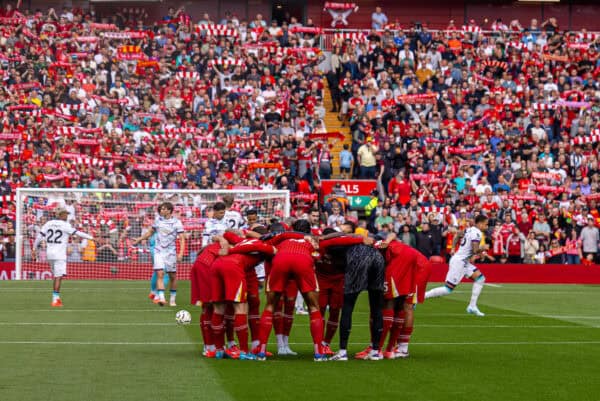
48;259;67;278
153;252;177;273
446;257;478;286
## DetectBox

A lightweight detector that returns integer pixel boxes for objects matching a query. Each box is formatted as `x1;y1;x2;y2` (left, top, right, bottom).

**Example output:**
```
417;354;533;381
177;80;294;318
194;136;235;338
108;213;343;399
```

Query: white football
175;310;192;325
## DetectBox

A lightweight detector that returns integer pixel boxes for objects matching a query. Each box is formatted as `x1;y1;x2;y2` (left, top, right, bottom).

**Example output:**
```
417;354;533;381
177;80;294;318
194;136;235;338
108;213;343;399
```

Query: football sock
283;298;295;336
210;312;225;350
157;290;165;301
150;271;157;293
425;286;452;299
225;313;235;345
295;292;304;310
387;314;404;352
283;335;290;347
309;310;324;354
258;310;273;354
276;334;285;348
52;291;60;301
200;307;213;350
399;326;413;353
170;290;176;302
469;276;485;308
324;308;340;344
273;309;283;335
380;309;394;350
234;314;249;353
248;296;260;342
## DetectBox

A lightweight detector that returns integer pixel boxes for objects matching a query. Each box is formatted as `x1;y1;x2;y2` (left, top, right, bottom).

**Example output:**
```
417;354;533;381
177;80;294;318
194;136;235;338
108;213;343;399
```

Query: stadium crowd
0;3;600;265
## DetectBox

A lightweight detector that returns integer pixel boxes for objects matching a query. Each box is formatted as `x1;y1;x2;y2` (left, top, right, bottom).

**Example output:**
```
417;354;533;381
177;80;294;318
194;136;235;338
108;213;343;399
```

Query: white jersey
202;217;228;246
453;226;482;262
38;220;83;260
224;210;245;229
152;216;184;255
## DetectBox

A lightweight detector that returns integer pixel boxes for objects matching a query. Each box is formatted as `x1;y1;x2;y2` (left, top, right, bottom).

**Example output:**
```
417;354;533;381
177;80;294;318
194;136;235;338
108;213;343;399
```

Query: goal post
15;188;290;281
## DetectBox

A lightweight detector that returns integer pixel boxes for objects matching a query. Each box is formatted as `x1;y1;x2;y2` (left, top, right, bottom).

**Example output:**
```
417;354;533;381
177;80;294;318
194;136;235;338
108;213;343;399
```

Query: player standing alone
133;202;185;306
425;215;489;316
33;207;94;307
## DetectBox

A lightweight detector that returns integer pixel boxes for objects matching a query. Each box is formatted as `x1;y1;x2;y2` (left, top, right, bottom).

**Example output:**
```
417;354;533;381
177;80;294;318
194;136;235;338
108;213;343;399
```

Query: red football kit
190;242;222;304
378;240;418;300
268;237;318;293
211;239;275;303
408;251;433;304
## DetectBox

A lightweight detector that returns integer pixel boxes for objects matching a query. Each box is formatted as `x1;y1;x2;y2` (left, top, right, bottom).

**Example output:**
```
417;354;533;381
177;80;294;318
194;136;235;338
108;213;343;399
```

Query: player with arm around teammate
32;207;94;307
425;215;489;316
133;202;185;307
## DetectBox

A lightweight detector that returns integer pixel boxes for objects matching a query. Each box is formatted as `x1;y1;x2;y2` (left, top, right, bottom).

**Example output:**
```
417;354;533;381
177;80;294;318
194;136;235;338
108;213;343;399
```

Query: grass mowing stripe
1;340;599;346
1;322;598;328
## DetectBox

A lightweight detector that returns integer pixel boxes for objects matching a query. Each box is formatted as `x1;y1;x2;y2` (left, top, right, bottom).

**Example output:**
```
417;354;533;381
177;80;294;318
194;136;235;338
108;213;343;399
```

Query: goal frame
15;188;291;280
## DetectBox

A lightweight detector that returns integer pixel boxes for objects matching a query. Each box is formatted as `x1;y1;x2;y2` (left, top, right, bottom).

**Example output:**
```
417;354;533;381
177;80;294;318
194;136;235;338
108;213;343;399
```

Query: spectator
357;138;378;179
416;222;434;258
371;7;388;30
580;218;600;264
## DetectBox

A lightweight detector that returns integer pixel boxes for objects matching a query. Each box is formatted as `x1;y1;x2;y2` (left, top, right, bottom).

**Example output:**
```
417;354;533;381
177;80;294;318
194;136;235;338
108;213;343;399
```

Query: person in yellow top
357;138;378;179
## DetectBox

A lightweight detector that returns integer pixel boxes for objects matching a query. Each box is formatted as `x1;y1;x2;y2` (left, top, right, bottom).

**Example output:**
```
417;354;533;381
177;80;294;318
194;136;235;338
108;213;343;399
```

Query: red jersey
379;240;419;267
506;234;522;256
194;242;222;267
224;239;276;273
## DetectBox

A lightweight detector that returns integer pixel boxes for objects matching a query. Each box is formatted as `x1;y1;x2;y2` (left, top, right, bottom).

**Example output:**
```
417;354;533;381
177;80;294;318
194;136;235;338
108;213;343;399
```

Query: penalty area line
0;340;599;346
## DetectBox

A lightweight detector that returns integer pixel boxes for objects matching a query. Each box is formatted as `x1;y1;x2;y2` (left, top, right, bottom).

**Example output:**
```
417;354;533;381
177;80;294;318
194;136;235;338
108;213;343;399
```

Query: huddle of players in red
190;218;432;361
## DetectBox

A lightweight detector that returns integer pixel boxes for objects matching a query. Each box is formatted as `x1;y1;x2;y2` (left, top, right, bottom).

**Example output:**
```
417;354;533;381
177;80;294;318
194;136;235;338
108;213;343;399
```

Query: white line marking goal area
0;340;598;346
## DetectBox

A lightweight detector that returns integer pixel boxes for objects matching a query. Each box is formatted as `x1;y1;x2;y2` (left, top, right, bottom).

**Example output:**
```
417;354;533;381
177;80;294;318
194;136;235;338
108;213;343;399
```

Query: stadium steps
323;79;351;177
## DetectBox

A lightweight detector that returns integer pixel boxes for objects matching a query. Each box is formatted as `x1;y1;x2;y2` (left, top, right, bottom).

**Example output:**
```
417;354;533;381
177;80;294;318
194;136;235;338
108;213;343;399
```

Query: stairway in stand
322;79;351;179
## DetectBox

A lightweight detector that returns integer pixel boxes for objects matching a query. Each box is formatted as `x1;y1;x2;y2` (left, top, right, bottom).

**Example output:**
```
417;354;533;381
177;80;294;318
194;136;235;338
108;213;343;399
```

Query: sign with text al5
321;180;377;197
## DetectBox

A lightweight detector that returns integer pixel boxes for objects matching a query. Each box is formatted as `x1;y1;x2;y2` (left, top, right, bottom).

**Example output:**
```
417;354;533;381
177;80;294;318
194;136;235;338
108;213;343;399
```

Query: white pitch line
0;340;598;346
484;283;503;288
0;322;597;329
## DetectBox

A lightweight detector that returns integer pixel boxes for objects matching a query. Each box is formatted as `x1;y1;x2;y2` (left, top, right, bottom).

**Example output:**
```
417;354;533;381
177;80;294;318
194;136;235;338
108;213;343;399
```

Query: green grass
1;281;599;401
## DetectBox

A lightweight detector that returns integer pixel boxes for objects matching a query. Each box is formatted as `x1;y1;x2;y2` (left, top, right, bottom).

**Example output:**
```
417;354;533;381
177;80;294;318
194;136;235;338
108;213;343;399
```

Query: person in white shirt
33;207;94;307
425;215;489;316
222;194;246;229
202;202;229;246
133;202;185;306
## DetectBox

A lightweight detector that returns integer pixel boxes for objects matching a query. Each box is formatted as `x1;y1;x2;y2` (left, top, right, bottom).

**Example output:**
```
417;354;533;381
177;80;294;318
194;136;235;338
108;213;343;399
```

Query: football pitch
1;281;599;401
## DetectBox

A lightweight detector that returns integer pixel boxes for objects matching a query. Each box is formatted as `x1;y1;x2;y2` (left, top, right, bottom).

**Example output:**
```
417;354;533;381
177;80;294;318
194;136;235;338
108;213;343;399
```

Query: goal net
15;188;290;280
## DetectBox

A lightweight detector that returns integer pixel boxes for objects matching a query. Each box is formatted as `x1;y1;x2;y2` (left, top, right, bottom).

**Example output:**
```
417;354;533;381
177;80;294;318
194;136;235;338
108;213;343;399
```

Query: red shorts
317;273;344;309
284;280;298;299
210;260;246;303
408;260;433;304
267;252;318;294
384;262;416;300
192;260;212;304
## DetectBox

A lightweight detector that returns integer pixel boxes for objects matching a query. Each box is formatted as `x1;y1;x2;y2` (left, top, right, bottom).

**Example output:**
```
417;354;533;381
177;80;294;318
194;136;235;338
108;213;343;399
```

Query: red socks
211;312;225;350
324;308;340;344
309;310;324;354
234;314;249;353
200;306;213;347
283;298;295;336
248;296;260;342
258;309;273;353
380;309;394;350
387;311;405;352
399;326;414;345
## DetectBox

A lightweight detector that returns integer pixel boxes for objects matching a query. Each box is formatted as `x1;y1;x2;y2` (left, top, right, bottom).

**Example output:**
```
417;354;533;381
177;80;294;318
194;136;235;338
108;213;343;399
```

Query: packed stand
0;4;340;261
327;11;600;264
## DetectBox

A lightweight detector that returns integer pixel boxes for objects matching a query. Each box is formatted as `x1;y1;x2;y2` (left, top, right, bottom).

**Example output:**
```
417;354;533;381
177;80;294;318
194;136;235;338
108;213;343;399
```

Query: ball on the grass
175;310;192;325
